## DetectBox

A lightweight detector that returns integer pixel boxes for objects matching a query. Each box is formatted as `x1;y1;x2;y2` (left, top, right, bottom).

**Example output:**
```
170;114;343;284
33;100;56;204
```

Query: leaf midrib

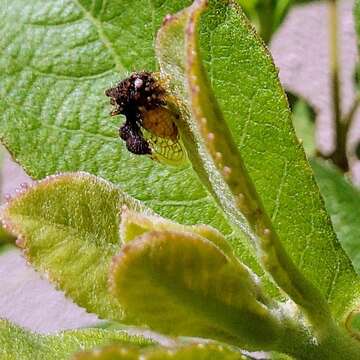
11;213;119;250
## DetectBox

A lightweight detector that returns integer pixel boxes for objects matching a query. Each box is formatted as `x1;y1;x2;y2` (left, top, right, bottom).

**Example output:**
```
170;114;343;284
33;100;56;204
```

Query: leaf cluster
1;0;360;359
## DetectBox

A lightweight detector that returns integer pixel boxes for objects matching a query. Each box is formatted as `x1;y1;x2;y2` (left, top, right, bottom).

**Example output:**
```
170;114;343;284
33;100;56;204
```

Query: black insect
119;120;151;155
105;71;186;165
105;72;163;155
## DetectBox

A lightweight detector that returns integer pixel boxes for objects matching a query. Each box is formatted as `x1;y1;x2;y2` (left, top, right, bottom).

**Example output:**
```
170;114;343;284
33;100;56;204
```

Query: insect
105;72;187;165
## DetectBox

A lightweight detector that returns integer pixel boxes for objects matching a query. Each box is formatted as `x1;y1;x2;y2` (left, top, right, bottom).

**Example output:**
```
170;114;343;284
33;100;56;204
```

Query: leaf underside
110;230;281;350
1;172;148;321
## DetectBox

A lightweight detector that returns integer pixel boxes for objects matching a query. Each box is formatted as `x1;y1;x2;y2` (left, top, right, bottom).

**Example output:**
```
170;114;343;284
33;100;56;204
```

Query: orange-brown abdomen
141;107;179;141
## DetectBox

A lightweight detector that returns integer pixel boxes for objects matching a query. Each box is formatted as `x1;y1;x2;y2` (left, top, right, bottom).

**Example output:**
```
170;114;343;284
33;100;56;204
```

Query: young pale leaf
74;343;250;360
110;230;282;351
312;160;360;274
0;318;151;360
0;172;148;321
156;0;360;322
120;208;235;259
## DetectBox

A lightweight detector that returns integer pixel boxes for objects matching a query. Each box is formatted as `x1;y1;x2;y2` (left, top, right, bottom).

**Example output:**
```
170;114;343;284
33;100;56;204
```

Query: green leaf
73;343;251;360
157;0;332;334
156;0;360;322
0;0;234;243
311;159;360;274
110;230;282;350
0;172;148;321
120;208;235;260
0;318;151;360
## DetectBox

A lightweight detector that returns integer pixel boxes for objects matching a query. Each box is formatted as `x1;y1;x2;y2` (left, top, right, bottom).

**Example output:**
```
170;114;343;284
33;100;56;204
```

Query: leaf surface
74;343;251;360
110;230;282;350
1;172;147;321
0;318;151;360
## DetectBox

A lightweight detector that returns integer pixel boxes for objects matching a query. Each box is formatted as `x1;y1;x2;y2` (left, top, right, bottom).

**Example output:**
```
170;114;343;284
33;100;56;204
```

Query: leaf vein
143;197;211;207
26;65;116;81
271;161;288;222
72;0;125;72
326;257;340;303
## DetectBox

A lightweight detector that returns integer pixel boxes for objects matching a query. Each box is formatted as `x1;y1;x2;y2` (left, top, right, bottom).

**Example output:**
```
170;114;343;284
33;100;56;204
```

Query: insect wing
142;128;187;166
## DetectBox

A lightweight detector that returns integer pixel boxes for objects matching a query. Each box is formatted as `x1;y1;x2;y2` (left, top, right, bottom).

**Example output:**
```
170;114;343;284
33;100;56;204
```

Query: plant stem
278;319;360;360
328;0;349;171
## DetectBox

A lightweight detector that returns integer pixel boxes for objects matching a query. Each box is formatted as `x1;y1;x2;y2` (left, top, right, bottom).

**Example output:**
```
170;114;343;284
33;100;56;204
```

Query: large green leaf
312;160;360;274
0;318;151;360
155;0;360;322
0;0;232;239
0;172;148;321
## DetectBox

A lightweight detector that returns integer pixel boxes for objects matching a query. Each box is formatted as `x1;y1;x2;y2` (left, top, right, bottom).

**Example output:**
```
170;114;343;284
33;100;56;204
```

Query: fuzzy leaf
110;230;282;350
156;0;360;322
312;160;360;274
74;343;251;360
0;172;148;321
120;208;235;259
0;318;151;360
